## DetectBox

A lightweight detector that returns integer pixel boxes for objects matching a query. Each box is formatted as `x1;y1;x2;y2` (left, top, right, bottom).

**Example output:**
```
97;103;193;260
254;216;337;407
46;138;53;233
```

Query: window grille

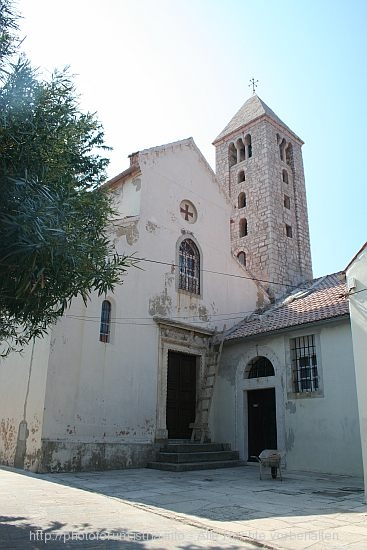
247;356;275;378
290;335;319;392
179;239;200;294
100;300;111;343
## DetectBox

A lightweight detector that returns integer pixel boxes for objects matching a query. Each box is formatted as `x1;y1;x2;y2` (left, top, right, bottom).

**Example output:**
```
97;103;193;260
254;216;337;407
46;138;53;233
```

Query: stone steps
158;450;239;463
147;441;243;472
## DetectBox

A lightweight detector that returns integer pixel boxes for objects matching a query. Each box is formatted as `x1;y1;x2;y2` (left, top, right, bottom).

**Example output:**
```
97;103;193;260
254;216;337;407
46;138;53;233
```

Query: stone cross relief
180;203;194;221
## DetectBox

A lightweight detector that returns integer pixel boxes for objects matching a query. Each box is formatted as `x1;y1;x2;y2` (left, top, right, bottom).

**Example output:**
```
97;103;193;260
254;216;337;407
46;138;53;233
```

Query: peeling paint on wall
132;177;141;191
286;428;295;451
39;441;158;472
285;401;296;414
115;220;139;245
198;305;209;322
0;418;17;463
149;280;172;317
146;219;159;233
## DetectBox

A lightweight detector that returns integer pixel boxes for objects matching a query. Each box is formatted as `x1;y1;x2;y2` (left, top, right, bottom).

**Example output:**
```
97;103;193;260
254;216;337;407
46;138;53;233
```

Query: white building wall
7;139;263;471
346;245;367;499
214;319;363;476
0;334;50;471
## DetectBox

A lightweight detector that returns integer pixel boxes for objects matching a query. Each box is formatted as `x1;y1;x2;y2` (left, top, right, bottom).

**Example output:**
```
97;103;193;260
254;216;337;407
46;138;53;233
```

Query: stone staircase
147;441;244;472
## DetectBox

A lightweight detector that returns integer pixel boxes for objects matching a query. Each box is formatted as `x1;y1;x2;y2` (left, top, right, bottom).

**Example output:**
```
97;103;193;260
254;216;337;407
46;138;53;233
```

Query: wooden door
247;388;277;460
166;351;196;439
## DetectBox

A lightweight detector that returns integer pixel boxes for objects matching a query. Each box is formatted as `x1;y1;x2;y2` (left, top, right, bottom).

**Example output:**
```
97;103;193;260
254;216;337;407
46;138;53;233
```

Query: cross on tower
249;78;259;94
180;203;194;221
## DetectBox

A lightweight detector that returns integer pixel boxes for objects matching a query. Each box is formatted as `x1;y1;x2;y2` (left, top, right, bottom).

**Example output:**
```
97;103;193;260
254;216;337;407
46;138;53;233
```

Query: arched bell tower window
285;143;293;166
245;134;252;158
238;192;246;209
237;251;246;266
179;238;200;294
247;356;275;378
100;300;111;343
239;218;248;237
237;138;245;162
237;170;245;183
228;143;237;167
279;138;286;161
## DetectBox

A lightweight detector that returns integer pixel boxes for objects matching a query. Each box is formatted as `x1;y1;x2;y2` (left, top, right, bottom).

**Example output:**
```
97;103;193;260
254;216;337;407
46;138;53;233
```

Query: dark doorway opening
247;388;277;461
166;351;197;439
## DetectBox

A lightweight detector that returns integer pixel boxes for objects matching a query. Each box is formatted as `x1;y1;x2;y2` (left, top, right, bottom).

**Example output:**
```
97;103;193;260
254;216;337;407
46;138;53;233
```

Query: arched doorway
246;357;277;460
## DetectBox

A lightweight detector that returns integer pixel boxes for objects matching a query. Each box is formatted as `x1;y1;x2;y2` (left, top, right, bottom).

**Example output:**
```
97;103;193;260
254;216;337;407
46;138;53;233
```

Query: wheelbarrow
251;449;283;480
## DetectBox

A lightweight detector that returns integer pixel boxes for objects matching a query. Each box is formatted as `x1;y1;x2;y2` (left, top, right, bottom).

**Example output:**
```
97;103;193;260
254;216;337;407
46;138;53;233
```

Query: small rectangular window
100;300;111;343
284;195;291;209
290;335;319;393
286;224;292;238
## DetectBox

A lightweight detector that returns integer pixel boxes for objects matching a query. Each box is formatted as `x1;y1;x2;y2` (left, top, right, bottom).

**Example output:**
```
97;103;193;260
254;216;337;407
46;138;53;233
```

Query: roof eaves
213;113;303;146
224;312;350;345
344;242;367;272
101;165;141;191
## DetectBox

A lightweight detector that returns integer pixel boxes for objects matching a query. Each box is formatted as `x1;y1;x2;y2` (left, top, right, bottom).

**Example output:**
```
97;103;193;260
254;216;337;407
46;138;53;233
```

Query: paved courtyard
0;464;366;549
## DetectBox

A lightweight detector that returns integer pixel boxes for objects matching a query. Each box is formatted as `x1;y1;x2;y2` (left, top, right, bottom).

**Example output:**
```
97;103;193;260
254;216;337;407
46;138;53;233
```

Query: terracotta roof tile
226;273;349;342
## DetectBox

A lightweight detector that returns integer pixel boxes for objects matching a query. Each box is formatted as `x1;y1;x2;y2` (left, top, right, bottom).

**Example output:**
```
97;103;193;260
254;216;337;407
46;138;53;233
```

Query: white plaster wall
36;139;263;469
112;176;141;218
347;246;367;499
214;320;363;476
0;334;50;470
135;139;263;327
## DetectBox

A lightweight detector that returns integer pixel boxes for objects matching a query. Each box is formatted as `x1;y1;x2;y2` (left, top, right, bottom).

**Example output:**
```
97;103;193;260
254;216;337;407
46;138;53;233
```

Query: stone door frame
235;345;286;463
154;318;214;442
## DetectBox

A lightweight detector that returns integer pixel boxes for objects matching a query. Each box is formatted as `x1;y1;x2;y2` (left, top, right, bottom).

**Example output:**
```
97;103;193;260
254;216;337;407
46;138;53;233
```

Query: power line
65;313;250;326
65;307;259;321
133;256;303;289
349;287;367;296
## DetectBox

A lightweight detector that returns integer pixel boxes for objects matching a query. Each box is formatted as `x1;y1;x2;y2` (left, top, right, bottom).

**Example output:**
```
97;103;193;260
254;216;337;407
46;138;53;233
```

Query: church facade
0;95;362;477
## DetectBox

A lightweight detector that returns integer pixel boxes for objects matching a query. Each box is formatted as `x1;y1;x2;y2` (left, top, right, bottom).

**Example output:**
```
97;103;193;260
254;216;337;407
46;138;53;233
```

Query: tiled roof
214;95;300;143
225;273;349;342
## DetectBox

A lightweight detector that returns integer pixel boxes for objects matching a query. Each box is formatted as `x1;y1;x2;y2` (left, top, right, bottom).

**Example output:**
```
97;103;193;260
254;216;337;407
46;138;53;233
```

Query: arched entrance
246;357;277;460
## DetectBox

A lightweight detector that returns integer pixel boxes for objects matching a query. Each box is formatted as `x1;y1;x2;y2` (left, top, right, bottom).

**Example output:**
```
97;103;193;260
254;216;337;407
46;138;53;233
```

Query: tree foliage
0;1;134;355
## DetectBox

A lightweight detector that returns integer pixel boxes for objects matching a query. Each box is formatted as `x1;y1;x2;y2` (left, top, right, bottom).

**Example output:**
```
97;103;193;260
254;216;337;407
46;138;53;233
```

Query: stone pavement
0;464;366;549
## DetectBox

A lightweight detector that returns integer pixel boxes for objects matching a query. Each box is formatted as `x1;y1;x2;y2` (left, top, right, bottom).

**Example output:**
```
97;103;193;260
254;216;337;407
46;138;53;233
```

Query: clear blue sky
17;0;367;277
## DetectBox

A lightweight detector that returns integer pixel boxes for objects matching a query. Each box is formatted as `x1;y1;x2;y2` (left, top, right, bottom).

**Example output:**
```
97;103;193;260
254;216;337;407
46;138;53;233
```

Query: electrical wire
133;256;299;288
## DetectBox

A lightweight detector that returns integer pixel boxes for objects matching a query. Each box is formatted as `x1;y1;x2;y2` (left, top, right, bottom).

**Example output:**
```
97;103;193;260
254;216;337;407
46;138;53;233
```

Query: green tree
0;1;134;355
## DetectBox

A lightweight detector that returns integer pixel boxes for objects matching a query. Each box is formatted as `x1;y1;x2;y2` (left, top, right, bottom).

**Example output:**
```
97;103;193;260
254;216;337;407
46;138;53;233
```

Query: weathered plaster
132;177;141;191
38;441;157;472
149;286;172;317
146;219;159;233
114;220;139;245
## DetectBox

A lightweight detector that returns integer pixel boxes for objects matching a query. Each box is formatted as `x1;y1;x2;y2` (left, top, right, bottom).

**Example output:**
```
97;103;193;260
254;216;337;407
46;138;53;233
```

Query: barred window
179;239;200;294
247;356;274;378
290;335;318;392
100;300;111;343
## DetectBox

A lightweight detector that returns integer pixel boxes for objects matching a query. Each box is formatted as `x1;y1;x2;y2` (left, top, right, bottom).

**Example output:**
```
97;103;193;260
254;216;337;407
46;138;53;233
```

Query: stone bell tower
213;95;313;299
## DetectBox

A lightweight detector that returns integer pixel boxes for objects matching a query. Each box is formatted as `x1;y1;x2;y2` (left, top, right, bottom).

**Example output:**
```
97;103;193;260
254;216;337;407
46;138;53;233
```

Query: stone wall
215;116;313;299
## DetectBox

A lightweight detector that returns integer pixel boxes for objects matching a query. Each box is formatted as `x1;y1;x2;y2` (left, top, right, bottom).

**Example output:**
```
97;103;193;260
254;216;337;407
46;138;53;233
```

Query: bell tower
213;95;313;299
